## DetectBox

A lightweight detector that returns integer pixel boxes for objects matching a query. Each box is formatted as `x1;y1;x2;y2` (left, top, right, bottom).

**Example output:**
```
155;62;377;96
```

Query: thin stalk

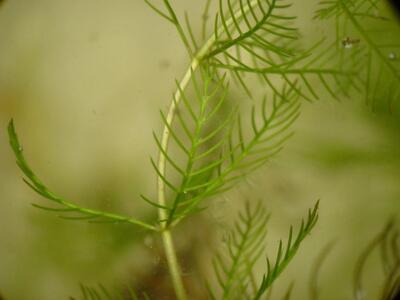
156;51;204;300
156;1;260;299
157;63;197;300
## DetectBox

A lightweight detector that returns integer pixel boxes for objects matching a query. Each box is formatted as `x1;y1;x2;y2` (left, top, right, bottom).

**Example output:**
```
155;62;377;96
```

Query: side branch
8;120;157;231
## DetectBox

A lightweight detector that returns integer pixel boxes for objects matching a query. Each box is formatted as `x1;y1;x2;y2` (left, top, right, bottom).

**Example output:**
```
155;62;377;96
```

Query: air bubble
388;52;397;61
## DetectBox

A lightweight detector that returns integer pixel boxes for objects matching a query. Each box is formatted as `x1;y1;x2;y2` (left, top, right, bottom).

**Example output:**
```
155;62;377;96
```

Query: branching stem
156;1;260;299
156;39;213;300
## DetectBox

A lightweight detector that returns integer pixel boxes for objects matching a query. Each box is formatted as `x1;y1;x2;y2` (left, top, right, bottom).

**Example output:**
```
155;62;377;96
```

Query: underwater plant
6;0;400;299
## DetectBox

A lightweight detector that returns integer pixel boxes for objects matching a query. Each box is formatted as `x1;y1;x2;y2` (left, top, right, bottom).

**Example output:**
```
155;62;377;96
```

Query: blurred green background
0;0;399;299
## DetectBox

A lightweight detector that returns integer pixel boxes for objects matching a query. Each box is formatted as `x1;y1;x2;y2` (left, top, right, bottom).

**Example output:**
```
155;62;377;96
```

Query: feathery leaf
147;68;235;226
253;201;319;299
73;284;140;300
316;0;400;111
211;201;270;299
170;84;301;226
7;120;156;231
210;201;319;300
200;0;358;101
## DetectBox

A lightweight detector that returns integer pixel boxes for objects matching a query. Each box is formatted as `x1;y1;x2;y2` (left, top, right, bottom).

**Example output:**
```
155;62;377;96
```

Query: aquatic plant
7;0;399;299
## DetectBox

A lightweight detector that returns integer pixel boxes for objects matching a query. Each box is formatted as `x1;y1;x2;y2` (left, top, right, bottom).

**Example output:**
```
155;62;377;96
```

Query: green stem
156;1;260;299
157;61;199;300
156;44;215;300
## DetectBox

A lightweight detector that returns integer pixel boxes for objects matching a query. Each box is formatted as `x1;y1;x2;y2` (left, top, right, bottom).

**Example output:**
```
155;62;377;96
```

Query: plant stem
160;228;187;300
157;62;199;300
156;2;259;299
156;20;220;299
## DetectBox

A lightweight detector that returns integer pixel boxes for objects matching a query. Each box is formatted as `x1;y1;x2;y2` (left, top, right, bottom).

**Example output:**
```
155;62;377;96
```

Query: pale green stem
156;1;259;299
157;61;199;300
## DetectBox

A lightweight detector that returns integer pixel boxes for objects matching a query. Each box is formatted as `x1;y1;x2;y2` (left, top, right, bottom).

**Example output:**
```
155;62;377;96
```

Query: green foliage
253;201;319;299
71;284;143;300
7;119;156;231
316;0;400;112
6;0;400;299
353;221;400;300
144;68;235;225
8;0;363;232
303;220;400;300
204;0;298;62
209;201;319;300
202;0;360;101
209;202;270;300
148;70;300;227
